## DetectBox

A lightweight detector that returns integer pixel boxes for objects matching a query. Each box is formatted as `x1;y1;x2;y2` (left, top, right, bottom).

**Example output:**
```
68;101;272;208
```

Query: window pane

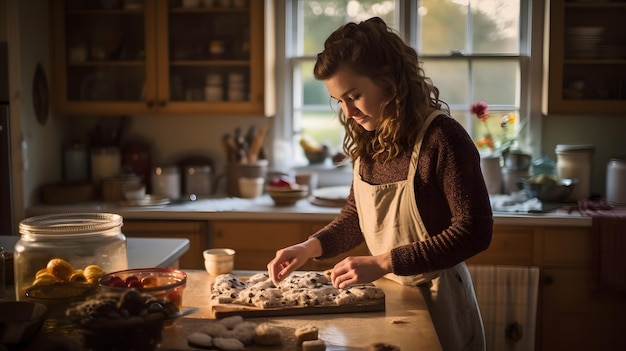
299;61;331;107
419;0;467;54
471;0;520;54
418;0;520;55
422;61;469;106
299;0;397;56
472;60;519;106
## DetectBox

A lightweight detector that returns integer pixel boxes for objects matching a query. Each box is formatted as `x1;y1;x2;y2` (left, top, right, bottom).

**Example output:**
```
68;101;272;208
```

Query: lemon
83;264;106;284
47;258;74;282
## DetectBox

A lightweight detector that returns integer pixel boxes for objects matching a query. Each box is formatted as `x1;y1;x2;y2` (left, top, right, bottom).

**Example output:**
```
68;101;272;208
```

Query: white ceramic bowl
203;248;235;276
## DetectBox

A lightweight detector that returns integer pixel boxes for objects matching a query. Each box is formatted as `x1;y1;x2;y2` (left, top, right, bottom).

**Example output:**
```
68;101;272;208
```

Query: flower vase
480;155;502;195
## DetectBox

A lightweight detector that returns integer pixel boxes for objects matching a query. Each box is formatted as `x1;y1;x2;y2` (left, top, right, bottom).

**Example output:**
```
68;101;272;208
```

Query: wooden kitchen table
160;270;442;351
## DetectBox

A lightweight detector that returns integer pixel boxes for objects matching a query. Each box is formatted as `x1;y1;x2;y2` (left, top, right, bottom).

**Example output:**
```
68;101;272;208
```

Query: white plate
119;195;170;207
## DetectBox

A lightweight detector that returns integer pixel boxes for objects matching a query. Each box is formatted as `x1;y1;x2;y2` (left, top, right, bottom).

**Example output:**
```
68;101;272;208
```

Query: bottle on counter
606;158;626;205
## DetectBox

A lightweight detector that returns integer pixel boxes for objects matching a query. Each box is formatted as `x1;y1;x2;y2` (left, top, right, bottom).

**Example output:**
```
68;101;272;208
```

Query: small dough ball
369;343;401;351
47;258;74;281
187;332;213;348
295;324;319;344
254;323;282;346
201;322;228;337
218;315;244;329
302;339;326;351
213;337;245;351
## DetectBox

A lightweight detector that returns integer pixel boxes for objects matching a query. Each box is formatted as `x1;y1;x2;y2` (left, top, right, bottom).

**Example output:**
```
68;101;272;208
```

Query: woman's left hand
330;252;392;288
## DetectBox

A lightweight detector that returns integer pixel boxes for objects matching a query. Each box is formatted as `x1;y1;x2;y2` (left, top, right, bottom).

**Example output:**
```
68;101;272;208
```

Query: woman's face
324;66;387;131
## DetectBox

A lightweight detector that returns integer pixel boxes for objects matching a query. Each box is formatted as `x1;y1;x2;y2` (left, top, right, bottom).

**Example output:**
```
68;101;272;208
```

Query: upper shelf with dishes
542;0;626;115
51;0;272;116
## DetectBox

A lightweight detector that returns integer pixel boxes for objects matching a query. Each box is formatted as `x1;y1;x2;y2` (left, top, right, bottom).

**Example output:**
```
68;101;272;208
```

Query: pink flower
471;101;489;121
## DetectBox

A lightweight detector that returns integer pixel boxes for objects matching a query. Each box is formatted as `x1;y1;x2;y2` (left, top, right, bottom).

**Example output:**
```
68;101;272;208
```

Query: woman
267;17;493;351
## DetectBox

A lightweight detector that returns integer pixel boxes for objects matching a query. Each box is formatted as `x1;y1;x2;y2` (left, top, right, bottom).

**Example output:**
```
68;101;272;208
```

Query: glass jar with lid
14;213;128;301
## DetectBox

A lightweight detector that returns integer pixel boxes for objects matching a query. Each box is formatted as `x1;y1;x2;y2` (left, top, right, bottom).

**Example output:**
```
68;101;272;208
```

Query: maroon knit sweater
312;114;493;276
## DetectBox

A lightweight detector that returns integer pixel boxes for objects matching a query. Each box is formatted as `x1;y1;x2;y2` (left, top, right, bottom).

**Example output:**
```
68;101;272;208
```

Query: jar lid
555;144;595;153
19;213;123;235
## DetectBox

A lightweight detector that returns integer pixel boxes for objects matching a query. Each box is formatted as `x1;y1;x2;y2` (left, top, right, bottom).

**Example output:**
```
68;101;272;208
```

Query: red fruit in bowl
269;177;292;188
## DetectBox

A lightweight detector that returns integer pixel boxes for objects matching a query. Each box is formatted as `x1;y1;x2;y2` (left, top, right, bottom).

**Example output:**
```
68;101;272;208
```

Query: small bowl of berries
266;177;309;206
98;268;187;311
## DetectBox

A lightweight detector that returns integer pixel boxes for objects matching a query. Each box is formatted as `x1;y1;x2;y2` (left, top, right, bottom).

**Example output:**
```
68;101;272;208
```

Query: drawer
541;226;591;267
466;226;535;265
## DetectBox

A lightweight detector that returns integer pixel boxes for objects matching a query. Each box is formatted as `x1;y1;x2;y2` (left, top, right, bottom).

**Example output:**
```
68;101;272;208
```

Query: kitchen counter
26;195;592;227
0;236;190;269
162;270;442;351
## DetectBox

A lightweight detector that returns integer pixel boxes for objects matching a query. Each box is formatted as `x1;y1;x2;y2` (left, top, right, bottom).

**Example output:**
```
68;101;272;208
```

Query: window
275;0;533;167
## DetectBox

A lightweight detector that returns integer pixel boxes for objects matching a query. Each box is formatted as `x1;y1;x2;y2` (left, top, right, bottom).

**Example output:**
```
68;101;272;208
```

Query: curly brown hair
313;17;448;163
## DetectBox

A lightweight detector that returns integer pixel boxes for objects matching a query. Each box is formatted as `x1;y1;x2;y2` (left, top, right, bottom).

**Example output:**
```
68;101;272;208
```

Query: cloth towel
578;199;626;295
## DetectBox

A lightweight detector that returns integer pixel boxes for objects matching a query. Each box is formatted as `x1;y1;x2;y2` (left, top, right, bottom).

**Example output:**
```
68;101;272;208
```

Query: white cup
238;177;264;198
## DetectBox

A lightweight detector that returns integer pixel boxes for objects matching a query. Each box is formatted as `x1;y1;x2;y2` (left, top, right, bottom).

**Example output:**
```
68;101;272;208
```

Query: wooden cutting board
211;298;385;319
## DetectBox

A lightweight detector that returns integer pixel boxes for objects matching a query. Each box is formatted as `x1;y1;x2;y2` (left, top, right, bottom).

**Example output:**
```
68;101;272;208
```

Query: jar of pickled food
14;213;128;301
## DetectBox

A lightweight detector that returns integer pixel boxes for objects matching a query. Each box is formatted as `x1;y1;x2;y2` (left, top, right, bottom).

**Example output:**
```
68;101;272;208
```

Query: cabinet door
543;0;626;115
51;0;270;116
51;0;158;115
209;221;304;270
465;225;536;265
122;220;208;269
541;268;626;351
154;0;268;115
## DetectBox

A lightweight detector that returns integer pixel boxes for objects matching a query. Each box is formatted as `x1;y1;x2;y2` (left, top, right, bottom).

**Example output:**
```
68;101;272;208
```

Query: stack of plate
565;26;604;59
309;186;350;207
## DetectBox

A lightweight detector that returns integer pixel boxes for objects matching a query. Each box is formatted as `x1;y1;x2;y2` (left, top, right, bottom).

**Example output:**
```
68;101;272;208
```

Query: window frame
272;0;544;168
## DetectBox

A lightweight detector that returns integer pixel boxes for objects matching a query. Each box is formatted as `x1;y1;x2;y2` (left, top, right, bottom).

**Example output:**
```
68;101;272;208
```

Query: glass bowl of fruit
98;268;186;311
266;177;309;206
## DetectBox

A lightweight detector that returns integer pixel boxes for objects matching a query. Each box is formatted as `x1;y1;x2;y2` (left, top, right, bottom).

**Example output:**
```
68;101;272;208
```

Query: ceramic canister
555;144;594;201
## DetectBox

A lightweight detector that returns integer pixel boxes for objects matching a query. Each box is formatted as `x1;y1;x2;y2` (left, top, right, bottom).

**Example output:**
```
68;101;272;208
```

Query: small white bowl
203;248;235;276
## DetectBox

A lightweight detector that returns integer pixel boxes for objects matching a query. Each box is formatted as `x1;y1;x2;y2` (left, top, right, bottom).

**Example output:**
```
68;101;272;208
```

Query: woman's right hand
267;237;322;285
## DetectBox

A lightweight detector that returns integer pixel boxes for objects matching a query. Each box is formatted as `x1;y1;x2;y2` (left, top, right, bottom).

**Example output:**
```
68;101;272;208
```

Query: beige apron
353;110;486;351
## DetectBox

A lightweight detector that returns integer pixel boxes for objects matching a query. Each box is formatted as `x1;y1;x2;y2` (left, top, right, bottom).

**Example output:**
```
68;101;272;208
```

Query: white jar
91;147;121;187
152;166;181;200
555;144;594;201
606;158;626;205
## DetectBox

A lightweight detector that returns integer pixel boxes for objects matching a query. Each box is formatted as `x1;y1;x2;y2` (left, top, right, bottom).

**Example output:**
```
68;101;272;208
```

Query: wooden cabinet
208;220;369;271
538;226;626;351
122;219;208;269
209;221;304;270
470;224;626;351
50;0;271;116
465;225;535;266
542;0;626;115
